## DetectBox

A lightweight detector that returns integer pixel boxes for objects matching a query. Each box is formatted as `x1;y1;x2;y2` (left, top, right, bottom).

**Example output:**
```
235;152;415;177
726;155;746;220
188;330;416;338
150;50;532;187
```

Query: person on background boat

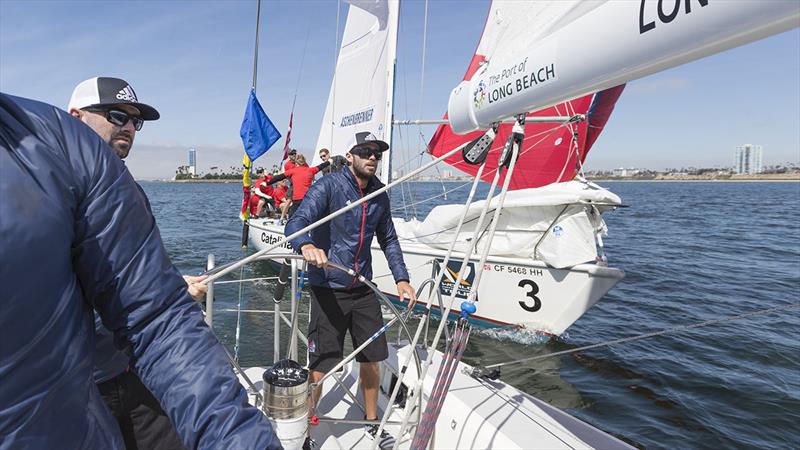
252;168;276;218
270;177;291;220
66;77;209;450
282;148;298;210
267;153;329;217
318;147;347;176
285;136;416;450
0;92;281;449
284;148;298;171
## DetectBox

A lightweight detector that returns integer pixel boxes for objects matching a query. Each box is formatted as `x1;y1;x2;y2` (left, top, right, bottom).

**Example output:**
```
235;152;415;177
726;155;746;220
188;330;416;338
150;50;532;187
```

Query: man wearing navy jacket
67;76;211;450
0;92;281;450
285;136;416;450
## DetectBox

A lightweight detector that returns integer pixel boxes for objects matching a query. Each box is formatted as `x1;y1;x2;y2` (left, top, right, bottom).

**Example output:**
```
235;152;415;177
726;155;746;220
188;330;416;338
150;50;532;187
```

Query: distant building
442;170;453;179
734;144;762;174
188;148;197;177
612;167;640;177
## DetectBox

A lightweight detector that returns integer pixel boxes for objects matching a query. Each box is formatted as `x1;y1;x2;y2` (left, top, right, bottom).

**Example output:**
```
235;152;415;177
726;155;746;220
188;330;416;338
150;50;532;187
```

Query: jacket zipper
347;185;368;288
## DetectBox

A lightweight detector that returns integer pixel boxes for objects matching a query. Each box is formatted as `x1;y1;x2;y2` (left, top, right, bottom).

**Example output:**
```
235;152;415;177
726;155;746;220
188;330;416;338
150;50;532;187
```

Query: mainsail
428;1;624;190
313;0;399;183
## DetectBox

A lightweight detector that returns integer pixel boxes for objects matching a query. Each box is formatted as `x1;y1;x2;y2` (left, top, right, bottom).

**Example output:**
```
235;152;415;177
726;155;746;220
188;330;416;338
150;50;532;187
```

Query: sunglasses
350;146;382;161
84;107;144;131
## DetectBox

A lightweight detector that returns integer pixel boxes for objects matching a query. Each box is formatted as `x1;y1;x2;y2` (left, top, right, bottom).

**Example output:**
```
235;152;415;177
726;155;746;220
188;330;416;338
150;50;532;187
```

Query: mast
382;0;400;184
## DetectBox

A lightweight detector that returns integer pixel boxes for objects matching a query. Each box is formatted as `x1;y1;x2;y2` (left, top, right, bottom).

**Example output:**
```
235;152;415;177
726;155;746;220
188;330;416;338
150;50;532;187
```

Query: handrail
201;145;465;285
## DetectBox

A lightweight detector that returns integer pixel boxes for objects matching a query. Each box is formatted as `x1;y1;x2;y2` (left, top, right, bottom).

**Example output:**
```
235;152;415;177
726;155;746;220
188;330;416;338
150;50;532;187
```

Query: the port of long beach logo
473;80;486;109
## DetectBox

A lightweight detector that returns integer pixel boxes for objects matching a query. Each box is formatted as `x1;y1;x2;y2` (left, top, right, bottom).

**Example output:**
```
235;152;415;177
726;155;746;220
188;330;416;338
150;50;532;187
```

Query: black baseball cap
68;77;160;120
349;131;389;153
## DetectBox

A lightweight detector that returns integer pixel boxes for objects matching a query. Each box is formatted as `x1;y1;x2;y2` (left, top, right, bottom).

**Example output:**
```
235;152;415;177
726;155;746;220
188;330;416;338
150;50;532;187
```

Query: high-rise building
188;148;197;176
734;144;762;174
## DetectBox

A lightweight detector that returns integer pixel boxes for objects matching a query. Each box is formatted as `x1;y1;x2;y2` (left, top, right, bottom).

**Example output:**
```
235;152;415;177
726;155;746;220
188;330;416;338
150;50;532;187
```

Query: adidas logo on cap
116;86;137;102
67;77;160;120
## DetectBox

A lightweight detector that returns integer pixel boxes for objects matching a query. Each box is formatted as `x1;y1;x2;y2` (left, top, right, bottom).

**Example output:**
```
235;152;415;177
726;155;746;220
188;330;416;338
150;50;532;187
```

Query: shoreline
586;177;800;183
139;176;800;183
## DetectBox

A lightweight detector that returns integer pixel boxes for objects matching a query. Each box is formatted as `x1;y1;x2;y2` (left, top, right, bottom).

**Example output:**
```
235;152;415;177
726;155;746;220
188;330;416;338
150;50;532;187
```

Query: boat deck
239;343;633;449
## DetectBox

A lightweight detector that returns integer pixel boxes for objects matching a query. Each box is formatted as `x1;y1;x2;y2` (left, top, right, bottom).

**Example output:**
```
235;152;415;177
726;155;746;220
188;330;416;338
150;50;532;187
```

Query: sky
1;1;798;180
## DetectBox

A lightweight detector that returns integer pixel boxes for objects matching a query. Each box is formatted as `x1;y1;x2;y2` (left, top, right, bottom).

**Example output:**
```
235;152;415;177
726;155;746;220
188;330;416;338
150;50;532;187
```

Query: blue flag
240;89;281;162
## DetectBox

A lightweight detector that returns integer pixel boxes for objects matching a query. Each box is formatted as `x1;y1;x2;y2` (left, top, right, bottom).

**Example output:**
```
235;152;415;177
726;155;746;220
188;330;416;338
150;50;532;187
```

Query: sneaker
364;424;396;449
302;436;317;450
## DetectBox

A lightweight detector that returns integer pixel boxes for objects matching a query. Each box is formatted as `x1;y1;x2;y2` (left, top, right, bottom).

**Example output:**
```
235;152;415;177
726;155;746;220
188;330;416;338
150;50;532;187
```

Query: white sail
448;0;800;134
313;0;399;183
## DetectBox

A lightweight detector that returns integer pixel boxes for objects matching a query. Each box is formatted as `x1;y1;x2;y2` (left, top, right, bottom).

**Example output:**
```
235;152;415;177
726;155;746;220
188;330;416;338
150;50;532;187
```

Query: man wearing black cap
285;135;416;449
67;77;202;450
67;76;159;159
1;90;281;449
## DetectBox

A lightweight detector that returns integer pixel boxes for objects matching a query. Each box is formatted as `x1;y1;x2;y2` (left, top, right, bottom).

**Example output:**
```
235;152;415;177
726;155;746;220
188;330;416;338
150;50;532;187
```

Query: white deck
239;343;633;449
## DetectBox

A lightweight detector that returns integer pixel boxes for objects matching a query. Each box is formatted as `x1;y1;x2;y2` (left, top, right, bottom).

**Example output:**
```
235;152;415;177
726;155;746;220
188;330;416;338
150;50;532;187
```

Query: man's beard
109;131;133;159
351;161;376;180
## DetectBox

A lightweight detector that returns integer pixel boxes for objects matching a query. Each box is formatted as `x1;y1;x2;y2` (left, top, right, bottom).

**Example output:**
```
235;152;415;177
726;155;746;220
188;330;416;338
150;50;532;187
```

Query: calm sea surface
141;180;800;450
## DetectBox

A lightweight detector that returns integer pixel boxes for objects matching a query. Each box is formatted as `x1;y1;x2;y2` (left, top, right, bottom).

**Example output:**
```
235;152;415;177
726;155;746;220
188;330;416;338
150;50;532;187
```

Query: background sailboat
249;0;626;335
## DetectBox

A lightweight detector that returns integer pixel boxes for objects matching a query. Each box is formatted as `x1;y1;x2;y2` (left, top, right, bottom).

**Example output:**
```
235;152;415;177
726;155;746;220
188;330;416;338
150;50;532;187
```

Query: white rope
396;153;504;444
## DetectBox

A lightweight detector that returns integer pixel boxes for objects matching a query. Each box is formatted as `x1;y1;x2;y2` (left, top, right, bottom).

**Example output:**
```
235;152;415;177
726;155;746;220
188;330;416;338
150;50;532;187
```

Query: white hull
247;219;623;335
238;342;633;449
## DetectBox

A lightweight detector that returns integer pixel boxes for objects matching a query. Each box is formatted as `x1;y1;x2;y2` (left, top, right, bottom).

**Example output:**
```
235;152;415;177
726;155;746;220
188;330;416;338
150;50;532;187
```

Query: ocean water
141;180;800;450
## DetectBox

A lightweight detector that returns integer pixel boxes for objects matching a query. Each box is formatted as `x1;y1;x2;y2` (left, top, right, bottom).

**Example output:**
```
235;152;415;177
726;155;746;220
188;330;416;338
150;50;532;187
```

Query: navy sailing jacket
285;167;410;289
0;94;281;450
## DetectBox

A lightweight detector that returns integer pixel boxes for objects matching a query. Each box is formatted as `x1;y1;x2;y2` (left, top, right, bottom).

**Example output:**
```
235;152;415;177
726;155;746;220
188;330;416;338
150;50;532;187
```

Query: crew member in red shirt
270;179;290;220
255;170;277;217
284;149;297;171
254;169;273;197
268;154;329;217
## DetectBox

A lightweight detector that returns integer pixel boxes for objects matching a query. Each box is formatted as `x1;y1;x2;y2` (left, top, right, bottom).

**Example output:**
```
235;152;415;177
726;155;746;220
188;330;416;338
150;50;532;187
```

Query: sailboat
247;0;627;335
213;1;798;449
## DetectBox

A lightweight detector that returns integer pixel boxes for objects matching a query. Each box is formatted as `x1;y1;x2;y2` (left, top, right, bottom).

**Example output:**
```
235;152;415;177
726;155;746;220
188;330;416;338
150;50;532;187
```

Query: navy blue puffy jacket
285;167;409;289
0;94;281;450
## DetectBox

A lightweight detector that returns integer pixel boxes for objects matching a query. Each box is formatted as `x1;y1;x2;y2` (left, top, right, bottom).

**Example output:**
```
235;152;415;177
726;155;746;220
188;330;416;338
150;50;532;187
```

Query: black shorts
97;371;186;450
308;285;388;372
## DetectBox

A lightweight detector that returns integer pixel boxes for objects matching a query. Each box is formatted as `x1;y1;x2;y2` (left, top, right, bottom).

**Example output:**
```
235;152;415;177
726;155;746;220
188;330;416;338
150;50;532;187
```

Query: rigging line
390;181;471;213
485;303;800;370
233;247;248;362
395;39;418;219
251;0;262;91
554;123;578;183
417;0;429;152
395;212;486;242
394;125;410;218
398;126;418;218
445;122;565;172
236;0;262;362
292;24;312;101
397;126;410;218
390;147;430;173
463;122;567;180
328;0;342;151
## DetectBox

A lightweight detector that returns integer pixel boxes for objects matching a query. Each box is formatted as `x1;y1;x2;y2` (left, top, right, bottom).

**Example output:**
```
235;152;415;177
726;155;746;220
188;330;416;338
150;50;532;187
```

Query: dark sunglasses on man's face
350;147;382;161
84;107;144;131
